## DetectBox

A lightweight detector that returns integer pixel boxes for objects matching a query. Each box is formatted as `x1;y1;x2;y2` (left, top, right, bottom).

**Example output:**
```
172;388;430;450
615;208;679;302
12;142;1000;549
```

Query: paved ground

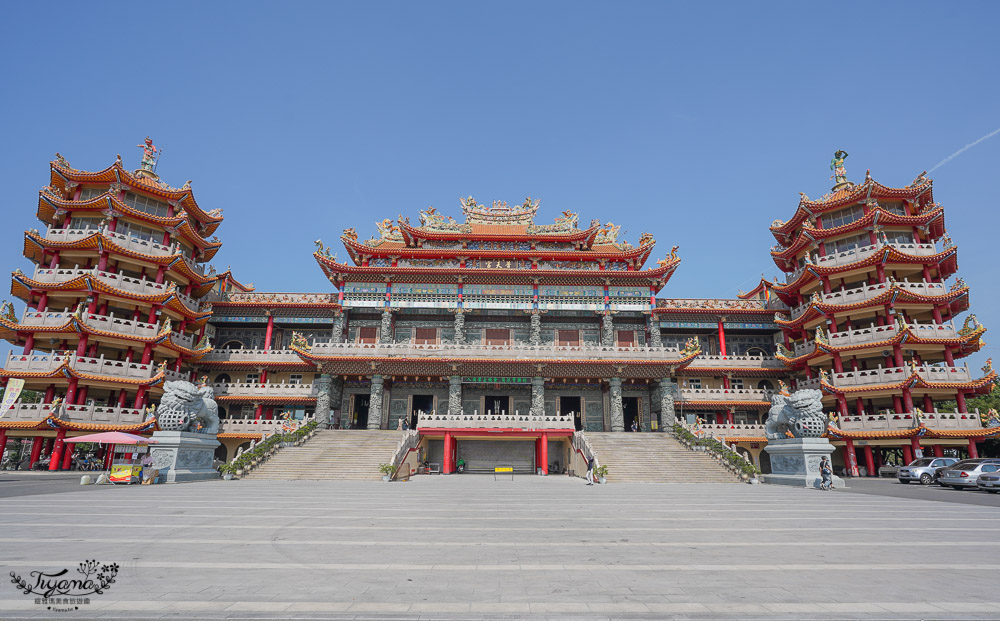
0;471;91;499
839;476;1000;507
0;476;998;620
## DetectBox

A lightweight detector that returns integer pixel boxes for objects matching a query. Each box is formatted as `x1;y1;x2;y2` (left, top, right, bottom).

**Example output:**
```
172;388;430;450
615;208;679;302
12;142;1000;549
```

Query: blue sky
1;2;997;366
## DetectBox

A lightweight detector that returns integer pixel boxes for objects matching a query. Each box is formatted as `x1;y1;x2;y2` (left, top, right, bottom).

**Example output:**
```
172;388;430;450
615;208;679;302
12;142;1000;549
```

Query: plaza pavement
0;475;998;620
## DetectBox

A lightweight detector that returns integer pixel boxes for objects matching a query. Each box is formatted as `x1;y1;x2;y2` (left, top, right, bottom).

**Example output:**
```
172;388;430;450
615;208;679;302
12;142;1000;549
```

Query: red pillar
44;385;55;403
0;430;7;463
902;443;913;465
254;404;263;420
103;444;116;470
538;433;549;474
968;438;979;459
902;388;914;413
22;332;34;354
911;437;922;459
892;395;904;414
843;438;859;477
133;387;146;409
443;432;454;474
28;436;44;469
922;395;934;413
61;440;74;470
943;348;955;367
65;377;79;405
863;445;875;477
717;319;726;357
117;390;128;408
48;429;66;471
264;314;275;350
956;392;968;413
932;445;944;458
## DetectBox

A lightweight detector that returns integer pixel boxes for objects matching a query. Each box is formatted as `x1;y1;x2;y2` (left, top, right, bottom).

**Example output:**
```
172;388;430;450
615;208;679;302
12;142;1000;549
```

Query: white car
897;457;958;485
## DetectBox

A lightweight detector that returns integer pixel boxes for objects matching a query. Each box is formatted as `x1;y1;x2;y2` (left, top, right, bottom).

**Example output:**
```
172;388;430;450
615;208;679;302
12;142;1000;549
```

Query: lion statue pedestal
762;389;846;489
149;380;221;483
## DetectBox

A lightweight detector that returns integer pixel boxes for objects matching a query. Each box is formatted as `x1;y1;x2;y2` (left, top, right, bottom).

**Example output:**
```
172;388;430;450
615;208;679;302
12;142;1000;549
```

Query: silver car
939;461;1000;489
978;470;1000;493
898;457;958;485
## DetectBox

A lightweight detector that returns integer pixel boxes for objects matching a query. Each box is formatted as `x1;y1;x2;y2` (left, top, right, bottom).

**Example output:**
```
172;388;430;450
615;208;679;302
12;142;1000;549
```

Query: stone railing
390;430;420;475
572;431;600;467
211;382;317;398
200;348;305;363
797;363;973;390
219;415;314;435
45;227;205;275
692;423;766;439
4;351;156;380
2;401;146;425
679;388;770;402
30;266;198;310
789;242;938;282
417;411;574;430
687;355;785;369
837;410;983;432
163;368;189;383
790;280;947;318
308;341;685;361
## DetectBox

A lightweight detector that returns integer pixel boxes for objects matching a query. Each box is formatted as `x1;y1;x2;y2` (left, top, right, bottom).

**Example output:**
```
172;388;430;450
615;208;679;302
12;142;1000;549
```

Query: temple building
1;147;997;477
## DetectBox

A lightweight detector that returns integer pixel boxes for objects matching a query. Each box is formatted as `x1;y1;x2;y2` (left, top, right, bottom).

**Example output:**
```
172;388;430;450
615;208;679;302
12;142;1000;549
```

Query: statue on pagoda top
137;136;159;172
829;149;849;186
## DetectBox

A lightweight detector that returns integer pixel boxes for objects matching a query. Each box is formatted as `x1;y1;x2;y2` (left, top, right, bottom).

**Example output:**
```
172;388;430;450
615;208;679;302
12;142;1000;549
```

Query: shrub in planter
378;463;397;482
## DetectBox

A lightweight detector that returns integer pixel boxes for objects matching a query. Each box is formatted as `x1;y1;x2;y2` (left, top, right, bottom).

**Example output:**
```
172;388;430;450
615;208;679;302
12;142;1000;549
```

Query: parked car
935;458;1000;486
897;457;958;484
939;460;1000;490
977;470;1000;493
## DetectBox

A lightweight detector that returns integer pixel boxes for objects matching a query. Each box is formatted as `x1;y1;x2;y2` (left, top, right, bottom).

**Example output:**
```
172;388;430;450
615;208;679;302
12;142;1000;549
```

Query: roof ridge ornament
461;195;539;225
829;149;852;191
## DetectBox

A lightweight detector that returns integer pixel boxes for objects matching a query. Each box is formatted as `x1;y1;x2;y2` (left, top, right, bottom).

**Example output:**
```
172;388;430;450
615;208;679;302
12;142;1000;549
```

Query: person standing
585;455;595;485
820;456;834;490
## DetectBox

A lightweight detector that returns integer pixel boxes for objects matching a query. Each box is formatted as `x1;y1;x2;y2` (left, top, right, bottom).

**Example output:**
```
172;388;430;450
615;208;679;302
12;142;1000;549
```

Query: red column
61;440;74;470
133;387;146;409
254;404;263;420
943;348;955;367
0;430;7;463
538;434;549;474
932;445;944;458
863;445;875;477
65;377;79;406
911;437;922;459
48;429;67;471
717;320;727;357
264;314;275;350
832;353;844;373
117;390;128;408
103;444;116;470
443;432;454;474
923;395;934;413
28;436;44;469
902;443;913;465
140;343;153;365
855;397;865;416
44;385;55;403
956;392;968;413
836;394;849;416
968;438;979;459
76;385;88;405
22;332;35;354
892;395;904;414
843;438;859;477
75;334;89;357
902;388;914;413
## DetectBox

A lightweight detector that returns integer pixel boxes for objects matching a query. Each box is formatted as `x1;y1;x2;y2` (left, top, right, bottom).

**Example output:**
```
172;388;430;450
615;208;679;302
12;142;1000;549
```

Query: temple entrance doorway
485;395;509;416
560;396;583;431
352;394;370;429
623;397;640;431
411;395;434;428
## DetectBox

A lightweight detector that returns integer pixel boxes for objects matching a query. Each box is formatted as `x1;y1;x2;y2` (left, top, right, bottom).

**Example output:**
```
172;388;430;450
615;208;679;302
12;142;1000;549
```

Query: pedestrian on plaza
819;456;834;490
585;456;595;485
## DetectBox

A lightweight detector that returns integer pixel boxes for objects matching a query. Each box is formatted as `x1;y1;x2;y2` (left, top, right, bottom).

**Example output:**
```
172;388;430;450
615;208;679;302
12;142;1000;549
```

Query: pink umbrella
64;432;157;444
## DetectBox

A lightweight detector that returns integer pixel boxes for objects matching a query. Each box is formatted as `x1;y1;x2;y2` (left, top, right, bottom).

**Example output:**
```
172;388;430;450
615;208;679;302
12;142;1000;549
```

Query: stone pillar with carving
453;310;465;345
332;311;345;344
530;376;545;416
330;376;345;428
609;377;624;431
529;311;541;346
601;314;614;347
448;375;462;416
314;373;331;427
658;377;676;429
380;310;393;343
647;313;662;347
368;375;384;429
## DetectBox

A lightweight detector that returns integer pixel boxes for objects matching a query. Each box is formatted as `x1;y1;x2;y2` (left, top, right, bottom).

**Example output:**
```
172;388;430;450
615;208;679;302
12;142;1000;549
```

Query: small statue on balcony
0;301;16;323
289;331;311;351
154;380;220;434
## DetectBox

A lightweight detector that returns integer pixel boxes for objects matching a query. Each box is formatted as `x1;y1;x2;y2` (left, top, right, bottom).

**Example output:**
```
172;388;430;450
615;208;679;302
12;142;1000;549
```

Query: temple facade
1;148;996;477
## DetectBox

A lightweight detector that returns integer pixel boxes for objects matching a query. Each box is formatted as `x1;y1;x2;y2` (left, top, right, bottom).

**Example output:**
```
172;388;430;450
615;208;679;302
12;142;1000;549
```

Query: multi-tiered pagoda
0;142;226;470
769;155;996;475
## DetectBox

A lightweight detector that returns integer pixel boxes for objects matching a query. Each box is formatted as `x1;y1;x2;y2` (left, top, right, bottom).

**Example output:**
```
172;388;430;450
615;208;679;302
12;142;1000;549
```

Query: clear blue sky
1;2;997;367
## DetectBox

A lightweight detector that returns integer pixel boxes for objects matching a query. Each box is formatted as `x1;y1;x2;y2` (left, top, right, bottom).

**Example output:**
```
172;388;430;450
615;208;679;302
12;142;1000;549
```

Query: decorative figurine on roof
765;388;826;439
290;331;311;351
376;218;402;241
681;336;700;355
909;171;930;187
137;136;159;172
951;277;968;292
983;357;993;375
595;222;621;244
419;206;464;231
776;342;792;358
959;314;982;336
342;227;358;242
207;208;223;218
160;316;172;335
0;301;15;323
777;380;791;396
798;193;810;203
814;325;827;345
829;149;849;186
53;152;72;169
981;408;1000;428
115;154;123;168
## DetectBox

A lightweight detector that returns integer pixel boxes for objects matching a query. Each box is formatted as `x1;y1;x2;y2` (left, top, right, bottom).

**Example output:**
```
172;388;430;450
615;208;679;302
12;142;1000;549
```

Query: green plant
594;465;609;478
378;463;398;476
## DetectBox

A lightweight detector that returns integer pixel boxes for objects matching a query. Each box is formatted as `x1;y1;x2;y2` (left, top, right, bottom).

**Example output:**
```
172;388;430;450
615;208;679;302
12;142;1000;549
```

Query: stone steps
584;432;741;483
247;430;403;480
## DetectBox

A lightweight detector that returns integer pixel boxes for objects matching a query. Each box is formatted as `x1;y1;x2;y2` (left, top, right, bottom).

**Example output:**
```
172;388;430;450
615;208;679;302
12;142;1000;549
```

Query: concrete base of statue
149;431;220;483
762;437;846;489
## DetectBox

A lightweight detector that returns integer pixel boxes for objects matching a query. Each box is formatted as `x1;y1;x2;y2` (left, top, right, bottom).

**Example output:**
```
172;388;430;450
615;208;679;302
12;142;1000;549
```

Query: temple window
413;328;438;345
824;205;865;229
358;327;378;344
115;220;160;243
79;187;107;201
71;215;106;230
485;328;511;346
730;378;744;390
884;230;915;245
557;330;580;347
288;374;303;385
880;201;906;216
686;378;702;390
616;330;635;348
123;192;171;218
832;233;869;254
245;373;259;384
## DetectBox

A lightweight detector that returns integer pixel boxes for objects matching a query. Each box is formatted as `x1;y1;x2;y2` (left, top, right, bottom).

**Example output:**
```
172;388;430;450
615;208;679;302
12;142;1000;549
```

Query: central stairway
585;432;739;483
248;430;402;480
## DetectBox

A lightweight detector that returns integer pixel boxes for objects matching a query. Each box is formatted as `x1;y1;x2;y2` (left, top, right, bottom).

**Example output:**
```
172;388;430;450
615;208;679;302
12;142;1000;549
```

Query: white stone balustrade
211;381;317;398
837;410;983;431
829;364;972;387
169;331;196;349
82;312;160;338
687;355;785;369
693;423;766;439
29;266;198;310
4;351;155;379
308;341;685;361
417;411;574;430
679;388;770;401
163;368;189;383
44;227;205;274
201;348;305;363
3;401;146;425
219;415;314;435
791;280;947;318
788;242;939;282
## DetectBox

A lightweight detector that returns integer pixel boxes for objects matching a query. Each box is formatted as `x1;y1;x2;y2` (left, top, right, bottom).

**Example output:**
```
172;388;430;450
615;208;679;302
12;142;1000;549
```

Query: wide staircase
585;432;738;483
248;430;402;480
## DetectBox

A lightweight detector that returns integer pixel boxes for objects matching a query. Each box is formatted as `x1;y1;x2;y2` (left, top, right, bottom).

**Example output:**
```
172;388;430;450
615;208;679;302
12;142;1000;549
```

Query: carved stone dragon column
379;310;393;344
448;375;463;416
647;313;663;347
658;377;676;429
529;311;541;347
330;376;345;428
530;376;545;416
452;310;465;345
368;375;384;429
332;310;346;344
609;377;624;431
314;373;331;427
601;313;614;348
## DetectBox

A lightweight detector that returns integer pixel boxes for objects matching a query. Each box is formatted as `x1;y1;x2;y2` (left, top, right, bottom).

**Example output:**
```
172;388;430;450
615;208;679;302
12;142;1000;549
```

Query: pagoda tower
0;142;223;469
769;153;995;471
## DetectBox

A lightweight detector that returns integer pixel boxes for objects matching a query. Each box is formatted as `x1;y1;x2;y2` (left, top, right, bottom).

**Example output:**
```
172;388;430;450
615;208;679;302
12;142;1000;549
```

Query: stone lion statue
155;380;220;434
764;388;826;440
